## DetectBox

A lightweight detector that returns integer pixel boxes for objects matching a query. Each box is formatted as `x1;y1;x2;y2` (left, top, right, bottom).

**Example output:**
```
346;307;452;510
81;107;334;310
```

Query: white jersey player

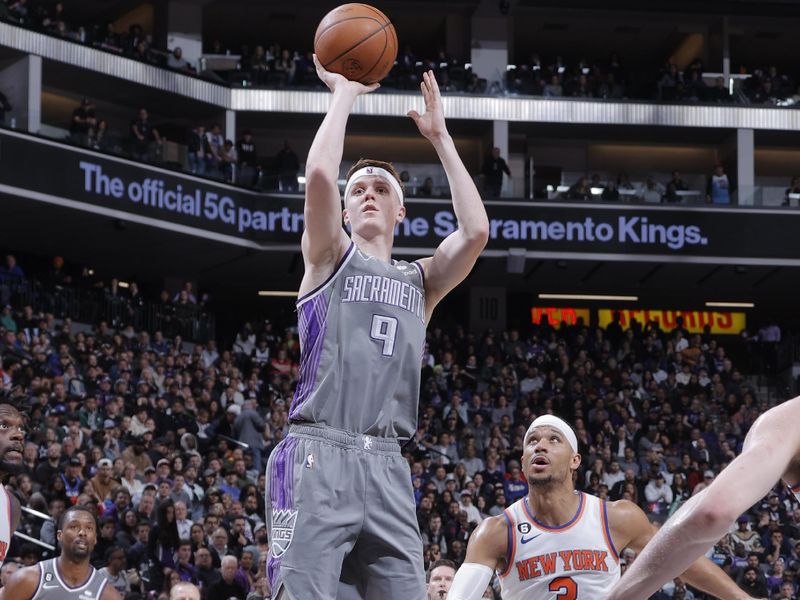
447;415;758;600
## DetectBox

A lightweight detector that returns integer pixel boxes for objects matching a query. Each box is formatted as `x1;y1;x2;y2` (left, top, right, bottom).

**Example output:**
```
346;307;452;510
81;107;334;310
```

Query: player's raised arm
447;515;507;600
607;499;760;600
607;396;800;600
302;56;379;270
408;71;490;318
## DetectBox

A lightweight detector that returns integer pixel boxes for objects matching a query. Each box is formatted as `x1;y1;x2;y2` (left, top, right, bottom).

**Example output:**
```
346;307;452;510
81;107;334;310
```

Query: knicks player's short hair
426;558;457;582
346;158;405;195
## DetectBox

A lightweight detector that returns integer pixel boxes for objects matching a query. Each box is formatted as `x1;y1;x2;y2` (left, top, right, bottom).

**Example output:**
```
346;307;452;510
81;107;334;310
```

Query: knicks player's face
343;176;405;238
0;406;25;475
523;426;580;487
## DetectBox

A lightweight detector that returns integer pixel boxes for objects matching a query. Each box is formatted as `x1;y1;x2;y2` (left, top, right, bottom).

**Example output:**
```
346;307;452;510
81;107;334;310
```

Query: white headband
526;415;579;454
343;166;404;206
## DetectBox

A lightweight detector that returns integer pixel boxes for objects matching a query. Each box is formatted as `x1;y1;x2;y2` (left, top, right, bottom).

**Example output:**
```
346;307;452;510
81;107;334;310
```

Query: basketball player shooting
607;396;800;600
0;505;122;599
0;401;26;566
263;58;489;599
447;415;759;600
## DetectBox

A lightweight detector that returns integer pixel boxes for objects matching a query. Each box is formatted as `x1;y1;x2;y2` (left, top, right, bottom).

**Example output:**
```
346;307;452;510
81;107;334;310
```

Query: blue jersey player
264;58;489;599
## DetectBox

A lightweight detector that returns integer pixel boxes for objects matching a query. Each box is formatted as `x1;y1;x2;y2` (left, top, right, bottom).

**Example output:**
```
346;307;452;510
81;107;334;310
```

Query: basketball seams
320;21;392;72
355;3;391;25
357;28;389;83
314;15;383;47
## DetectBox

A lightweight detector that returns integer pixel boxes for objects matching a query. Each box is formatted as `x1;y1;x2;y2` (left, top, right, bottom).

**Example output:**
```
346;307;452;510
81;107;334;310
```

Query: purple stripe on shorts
267;437;299;588
289;295;329;419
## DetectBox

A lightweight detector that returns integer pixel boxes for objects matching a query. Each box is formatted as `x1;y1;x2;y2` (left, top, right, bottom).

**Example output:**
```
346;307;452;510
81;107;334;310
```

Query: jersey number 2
370;315;398;356
549;576;577;599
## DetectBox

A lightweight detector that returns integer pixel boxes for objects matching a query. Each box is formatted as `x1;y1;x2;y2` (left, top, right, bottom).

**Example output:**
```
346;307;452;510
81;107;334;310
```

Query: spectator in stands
275;140;300;192
564;176;591;200
658;62;684;101
70;97;96;147
90;119;112;152
236;131;260;187
130;108;161;162
641;176;664;203
221;139;238;182
543;74;563;97
204;123;224;175
706;164;731;204
208;555;247;600
708;76;731;103
480;147;511;198
274;49;295;86
249;45;270;86
167;47;191;72
187;125;206;175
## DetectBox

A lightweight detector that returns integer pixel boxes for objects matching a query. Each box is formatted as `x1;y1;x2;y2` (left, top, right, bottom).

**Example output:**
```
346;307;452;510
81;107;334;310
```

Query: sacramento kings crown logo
271;509;298;558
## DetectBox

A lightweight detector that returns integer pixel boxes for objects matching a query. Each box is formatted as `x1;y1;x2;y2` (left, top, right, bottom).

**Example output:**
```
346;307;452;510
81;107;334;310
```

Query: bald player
447;415;758;600
170;581;201;600
608;395;800;600
0;505;122;599
0;402;25;566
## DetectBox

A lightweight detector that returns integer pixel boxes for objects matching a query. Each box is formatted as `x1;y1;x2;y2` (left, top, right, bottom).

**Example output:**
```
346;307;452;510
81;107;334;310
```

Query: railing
0;278;215;342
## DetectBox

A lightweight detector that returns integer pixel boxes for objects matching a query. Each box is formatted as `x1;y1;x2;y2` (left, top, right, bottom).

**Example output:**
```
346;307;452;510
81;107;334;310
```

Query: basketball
314;3;398;84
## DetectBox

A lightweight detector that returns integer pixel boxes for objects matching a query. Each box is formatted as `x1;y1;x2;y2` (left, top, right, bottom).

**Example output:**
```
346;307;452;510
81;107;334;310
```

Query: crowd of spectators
3;2;798;108
559;169;700;203
1;244;799;599
0;253;214;343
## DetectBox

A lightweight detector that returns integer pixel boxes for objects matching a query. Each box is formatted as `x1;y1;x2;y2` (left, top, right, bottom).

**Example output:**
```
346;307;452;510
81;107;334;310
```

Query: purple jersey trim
289;294;329;419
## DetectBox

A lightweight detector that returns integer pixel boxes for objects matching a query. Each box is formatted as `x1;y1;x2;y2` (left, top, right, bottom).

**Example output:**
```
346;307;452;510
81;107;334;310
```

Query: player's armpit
463;514;509;571
605;499;655;554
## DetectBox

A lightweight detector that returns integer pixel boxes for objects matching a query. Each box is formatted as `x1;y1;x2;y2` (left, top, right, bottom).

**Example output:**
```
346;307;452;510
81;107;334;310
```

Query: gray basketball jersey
289;242;426;439
32;558;109;600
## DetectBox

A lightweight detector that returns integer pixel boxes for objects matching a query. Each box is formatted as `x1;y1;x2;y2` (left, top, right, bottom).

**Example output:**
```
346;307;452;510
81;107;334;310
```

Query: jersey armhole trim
498;509;516;578
296;241;355;306
600;500;620;563
33;561;44;600
413;261;426;287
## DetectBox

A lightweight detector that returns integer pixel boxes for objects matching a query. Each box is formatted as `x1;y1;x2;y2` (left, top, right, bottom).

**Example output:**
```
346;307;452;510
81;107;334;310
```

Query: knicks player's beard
0;459;24;475
527;466;570;488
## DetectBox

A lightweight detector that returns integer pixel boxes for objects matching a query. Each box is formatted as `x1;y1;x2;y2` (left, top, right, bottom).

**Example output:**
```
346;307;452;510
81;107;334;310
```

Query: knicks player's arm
301;56;378;288
408;72;489;319
607;397;800;600
448;515;507;600
0;563;40;599
606;500;756;600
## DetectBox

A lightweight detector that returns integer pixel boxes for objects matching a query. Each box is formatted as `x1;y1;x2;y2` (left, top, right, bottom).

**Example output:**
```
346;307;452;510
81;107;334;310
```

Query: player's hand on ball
313;54;379;96
408;70;449;142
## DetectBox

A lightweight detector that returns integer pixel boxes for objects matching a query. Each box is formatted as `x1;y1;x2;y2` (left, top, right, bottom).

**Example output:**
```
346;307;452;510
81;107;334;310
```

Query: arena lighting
118;281;130;288
538;293;639;302
705;301;755;308
258;291;298;297
590;187;604;195
297;176;306;184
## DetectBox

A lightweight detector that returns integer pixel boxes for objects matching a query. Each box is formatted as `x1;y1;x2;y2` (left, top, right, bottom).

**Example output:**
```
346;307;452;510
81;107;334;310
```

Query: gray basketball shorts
265;423;426;600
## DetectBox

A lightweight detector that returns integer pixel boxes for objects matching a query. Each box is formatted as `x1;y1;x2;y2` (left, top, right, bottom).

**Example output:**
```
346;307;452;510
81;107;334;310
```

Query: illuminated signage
531;307;591;326
597;309;745;334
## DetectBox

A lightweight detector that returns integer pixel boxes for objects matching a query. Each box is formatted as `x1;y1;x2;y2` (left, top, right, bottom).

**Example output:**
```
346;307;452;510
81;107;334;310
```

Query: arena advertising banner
3;130;800;263
597;309;746;335
531;307;591;327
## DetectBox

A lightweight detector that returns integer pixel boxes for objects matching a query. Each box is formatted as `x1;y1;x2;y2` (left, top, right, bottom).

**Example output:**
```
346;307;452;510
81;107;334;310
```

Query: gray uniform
31;558;109;600
267;242;427;600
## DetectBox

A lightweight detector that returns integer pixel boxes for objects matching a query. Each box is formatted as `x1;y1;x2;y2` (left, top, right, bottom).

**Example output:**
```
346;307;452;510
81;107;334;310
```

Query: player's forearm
306;88;359;181
431;134;489;241
680;555;752;600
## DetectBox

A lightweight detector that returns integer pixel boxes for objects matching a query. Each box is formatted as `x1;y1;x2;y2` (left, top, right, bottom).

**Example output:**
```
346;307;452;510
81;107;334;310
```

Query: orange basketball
314;3;398;84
